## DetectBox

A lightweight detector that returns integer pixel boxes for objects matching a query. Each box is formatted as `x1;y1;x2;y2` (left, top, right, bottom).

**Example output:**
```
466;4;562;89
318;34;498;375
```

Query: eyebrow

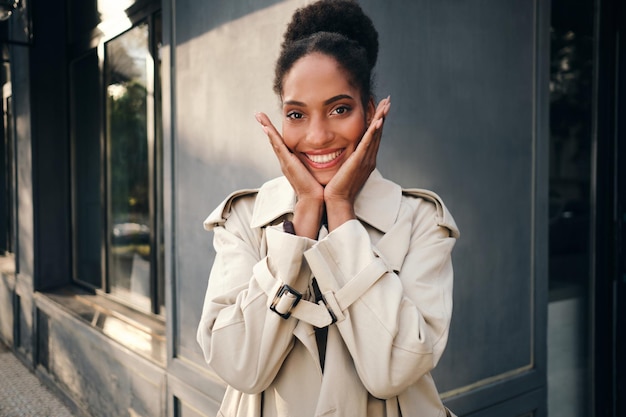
283;94;356;107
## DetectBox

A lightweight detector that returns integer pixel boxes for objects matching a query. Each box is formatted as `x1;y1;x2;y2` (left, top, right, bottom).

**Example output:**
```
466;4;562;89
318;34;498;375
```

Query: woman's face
281;53;373;186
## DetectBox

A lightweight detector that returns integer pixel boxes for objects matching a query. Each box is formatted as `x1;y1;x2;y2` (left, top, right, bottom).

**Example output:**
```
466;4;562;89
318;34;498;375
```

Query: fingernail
254;112;262;123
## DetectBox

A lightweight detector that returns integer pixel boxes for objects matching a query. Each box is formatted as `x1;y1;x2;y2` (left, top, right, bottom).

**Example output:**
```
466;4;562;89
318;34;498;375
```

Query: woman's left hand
324;96;391;231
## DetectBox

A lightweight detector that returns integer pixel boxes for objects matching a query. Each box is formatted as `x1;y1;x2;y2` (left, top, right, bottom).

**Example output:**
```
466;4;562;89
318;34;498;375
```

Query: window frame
69;9;164;318
1;55;16;259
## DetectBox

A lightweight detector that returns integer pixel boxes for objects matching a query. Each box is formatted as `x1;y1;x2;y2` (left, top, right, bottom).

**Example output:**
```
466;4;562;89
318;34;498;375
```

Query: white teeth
306;150;342;164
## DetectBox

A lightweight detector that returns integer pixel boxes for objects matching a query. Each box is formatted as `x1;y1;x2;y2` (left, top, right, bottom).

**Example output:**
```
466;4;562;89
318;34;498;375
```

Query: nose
305;115;333;147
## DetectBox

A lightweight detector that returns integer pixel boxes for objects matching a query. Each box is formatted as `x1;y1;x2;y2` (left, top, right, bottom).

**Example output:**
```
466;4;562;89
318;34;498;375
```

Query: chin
314;173;334;186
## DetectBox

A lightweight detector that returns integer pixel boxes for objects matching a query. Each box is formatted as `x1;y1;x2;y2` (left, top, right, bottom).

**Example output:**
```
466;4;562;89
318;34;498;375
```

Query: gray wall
168;0;549;416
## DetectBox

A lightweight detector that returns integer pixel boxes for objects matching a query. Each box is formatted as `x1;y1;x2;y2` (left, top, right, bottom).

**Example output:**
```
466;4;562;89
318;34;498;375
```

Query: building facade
0;0;623;416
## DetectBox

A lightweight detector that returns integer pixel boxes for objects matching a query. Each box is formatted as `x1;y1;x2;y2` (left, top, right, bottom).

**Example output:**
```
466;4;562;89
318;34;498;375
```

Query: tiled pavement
0;343;77;417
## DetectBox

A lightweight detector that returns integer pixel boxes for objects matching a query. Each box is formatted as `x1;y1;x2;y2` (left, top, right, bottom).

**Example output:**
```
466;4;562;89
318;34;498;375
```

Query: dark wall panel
362;0;538;392
31;0;71;290
70;50;103;288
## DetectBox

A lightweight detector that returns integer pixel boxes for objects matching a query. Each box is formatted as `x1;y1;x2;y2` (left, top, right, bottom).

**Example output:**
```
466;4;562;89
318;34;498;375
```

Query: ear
366;97;376;124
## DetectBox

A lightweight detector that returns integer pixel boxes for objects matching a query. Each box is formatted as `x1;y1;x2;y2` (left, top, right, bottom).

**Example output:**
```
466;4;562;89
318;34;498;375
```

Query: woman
197;1;459;416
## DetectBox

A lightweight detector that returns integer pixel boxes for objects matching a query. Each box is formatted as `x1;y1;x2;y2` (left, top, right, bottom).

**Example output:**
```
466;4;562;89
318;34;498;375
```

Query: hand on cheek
324;96;391;231
255;96;390;236
255;112;324;239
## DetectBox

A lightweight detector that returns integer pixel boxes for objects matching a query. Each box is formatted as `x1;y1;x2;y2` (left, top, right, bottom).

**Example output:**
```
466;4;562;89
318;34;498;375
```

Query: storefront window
105;23;153;312
0;60;15;257
71;13;163;316
548;0;594;415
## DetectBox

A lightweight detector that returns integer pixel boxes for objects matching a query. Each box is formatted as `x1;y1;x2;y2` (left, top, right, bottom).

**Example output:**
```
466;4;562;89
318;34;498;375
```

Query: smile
305;150;343;164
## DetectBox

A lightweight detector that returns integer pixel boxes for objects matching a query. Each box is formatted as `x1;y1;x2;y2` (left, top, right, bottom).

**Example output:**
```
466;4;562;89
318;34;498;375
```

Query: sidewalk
0;342;77;417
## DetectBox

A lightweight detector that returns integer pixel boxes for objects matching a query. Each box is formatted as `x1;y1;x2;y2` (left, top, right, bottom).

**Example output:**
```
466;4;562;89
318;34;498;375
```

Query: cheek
344;119;367;146
281;126;299;151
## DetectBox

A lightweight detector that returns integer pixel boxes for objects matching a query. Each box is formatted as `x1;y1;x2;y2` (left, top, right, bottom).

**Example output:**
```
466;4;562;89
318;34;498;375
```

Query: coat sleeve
196;196;315;394
303;197;458;399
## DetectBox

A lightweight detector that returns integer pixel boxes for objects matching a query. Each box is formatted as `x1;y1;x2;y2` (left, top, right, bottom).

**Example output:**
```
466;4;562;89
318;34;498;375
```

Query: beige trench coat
198;170;459;417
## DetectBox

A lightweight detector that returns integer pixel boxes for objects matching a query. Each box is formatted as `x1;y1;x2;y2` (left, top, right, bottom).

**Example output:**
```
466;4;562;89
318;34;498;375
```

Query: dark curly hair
273;0;379;107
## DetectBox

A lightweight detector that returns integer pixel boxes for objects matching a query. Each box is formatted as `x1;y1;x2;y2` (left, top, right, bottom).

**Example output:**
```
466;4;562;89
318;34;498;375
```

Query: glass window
548;0;594;415
1;56;15;257
71;13;163;316
105;23;153;312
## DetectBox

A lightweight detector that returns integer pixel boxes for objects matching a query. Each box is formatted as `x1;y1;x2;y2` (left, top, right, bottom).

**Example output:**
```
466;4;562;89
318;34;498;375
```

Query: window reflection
97;0;133;37
1;51;15;257
105;23;152;312
548;0;594;415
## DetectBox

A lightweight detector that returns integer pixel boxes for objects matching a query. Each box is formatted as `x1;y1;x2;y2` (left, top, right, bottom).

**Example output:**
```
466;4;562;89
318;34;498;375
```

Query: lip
303;148;345;169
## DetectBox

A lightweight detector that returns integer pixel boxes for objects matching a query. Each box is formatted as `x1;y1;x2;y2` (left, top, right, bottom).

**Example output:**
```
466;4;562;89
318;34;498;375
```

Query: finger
255;112;313;180
375;96;391;126
353;97;390;169
255;112;291;158
366;97;391;135
360;96;391;151
254;112;279;141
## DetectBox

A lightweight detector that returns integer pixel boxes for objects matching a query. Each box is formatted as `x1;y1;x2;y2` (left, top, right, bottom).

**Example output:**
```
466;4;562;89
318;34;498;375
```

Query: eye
332;105;351;115
286;110;304;120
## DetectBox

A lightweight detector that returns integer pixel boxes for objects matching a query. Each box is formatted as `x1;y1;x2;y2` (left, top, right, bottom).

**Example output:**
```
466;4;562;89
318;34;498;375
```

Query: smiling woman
279;53;373;187
197;1;459;416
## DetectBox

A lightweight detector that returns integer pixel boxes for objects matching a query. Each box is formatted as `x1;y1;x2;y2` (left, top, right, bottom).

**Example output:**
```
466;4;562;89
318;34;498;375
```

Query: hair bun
282;0;378;70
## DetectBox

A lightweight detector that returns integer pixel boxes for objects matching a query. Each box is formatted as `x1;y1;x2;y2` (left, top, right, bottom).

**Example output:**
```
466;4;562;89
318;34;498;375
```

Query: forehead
282;53;361;104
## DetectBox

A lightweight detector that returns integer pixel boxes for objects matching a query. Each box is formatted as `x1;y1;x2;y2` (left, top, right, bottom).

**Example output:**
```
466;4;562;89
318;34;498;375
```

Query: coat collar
250;170;402;233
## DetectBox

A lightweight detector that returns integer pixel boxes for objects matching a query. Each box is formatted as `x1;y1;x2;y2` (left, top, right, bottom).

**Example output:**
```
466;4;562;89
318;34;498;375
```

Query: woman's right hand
255;112;324;239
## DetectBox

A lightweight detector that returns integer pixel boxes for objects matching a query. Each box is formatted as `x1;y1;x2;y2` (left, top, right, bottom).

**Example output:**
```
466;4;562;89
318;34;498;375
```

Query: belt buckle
270;284;302;319
317;294;337;326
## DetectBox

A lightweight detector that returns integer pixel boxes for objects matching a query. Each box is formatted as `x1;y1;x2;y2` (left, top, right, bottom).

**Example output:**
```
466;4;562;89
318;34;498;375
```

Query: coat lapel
249;170;403;233
374;211;412;273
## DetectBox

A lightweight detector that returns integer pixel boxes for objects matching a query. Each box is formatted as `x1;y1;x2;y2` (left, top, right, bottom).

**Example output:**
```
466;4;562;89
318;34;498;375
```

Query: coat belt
253;257;388;328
